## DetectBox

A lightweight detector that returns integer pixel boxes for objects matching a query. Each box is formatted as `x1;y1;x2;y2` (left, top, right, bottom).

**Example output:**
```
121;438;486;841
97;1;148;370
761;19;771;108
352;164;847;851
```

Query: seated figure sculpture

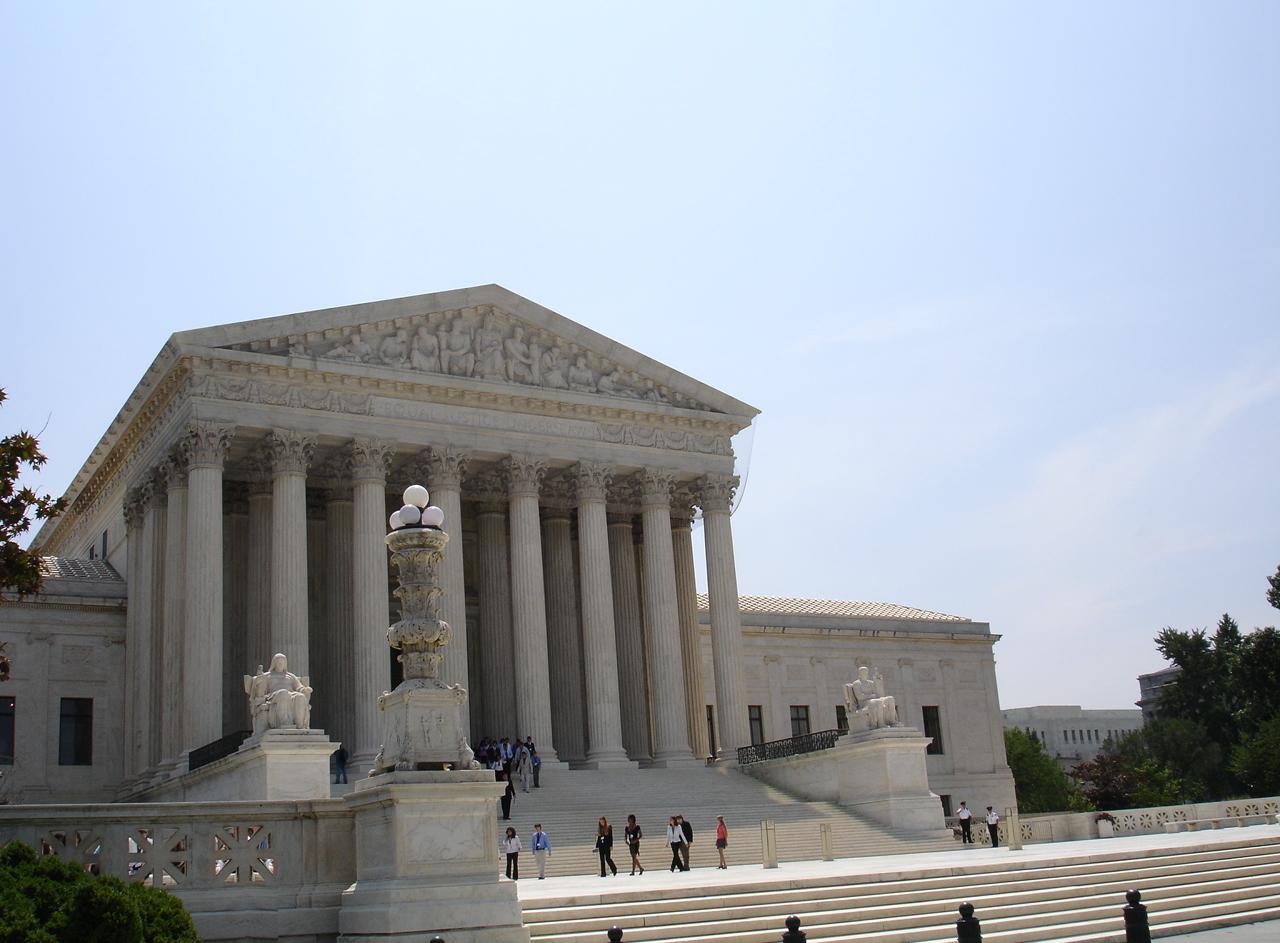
843;665;900;731
245;653;313;737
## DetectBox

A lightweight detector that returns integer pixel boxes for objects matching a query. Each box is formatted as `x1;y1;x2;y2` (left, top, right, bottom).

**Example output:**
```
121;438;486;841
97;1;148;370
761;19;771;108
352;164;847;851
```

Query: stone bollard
1123;890;1151;943
761;820;779;869
607;927;623;943
781;916;806;943
819;822;834;861
956;902;982;943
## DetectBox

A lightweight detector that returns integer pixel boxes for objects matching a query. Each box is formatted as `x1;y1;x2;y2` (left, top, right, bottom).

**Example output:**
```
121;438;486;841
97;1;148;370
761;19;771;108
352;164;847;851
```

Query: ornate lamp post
370;484;479;773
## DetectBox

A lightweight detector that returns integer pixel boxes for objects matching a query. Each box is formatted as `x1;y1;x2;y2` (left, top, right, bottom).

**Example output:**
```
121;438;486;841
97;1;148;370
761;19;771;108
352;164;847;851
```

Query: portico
34;286;759;784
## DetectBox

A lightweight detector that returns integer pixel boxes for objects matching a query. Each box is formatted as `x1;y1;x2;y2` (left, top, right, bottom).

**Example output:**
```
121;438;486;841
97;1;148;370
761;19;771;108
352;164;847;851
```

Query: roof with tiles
39;557;123;582
695;593;967;623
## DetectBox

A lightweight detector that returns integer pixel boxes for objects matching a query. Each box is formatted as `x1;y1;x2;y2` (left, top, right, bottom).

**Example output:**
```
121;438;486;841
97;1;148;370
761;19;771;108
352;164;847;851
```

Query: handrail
737;728;843;766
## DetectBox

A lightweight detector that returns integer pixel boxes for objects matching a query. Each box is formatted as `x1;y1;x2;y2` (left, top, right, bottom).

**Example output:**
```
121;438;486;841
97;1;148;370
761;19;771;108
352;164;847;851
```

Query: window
790;705;811;738
835;704;848;732
0;697;13;765
101;530;108;559
922;706;944;754
705;705;717;758
58;697;93;766
940;794;953;817
748;705;764;746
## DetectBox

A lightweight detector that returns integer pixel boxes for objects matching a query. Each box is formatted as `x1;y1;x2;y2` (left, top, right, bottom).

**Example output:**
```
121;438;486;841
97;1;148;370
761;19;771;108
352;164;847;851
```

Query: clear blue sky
3;3;1277;709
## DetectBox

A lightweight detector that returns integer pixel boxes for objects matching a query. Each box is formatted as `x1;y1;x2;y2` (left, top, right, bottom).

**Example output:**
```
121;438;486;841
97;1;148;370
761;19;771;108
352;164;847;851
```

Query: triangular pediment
171;285;757;418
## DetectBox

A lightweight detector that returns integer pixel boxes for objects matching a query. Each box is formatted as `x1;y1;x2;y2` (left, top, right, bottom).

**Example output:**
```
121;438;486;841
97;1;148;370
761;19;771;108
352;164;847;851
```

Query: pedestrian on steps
595;817;618;877
502;827;521;880
957;802;973;844
625;814;644;875
715;815;728;869
678;814;694;871
667;816;687;872
530;823;551;879
985;806;1000;847
500;773;515;821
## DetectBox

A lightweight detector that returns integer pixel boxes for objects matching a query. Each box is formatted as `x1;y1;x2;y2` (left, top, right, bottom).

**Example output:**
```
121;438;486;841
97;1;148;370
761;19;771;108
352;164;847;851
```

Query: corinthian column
607;510;650;762
697;474;750;758
505;455;559;762
640;470;697;765
350;437;393;775
158;450;187;770
672;488;709;759
123;485;150;780
324;489;354;753
575;463;633;768
266;429;315;675
244;477;272;672
475;494;516;737
182;421;234;753
425;447;470;697
541;505;585;764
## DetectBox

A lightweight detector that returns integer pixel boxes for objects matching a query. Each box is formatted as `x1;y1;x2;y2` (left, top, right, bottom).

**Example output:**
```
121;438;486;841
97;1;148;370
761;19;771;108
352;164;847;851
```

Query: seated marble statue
245;653;313;736
843;665;899;731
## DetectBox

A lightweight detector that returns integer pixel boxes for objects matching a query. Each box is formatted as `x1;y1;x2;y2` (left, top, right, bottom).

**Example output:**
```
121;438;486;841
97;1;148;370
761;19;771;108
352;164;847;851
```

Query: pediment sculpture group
279;308;698;408
244;653;312;737
843;665;900;732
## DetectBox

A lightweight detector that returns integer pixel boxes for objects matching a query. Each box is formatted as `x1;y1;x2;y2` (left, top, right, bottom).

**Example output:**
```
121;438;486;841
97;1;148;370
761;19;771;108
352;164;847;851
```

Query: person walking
624;814;644;875
530;823;551;879
502;827;521;880
714;815;728;869
678;814;694;871
531;747;542;788
333;746;348;785
666;816;687;872
514;743;532;793
500;773;515;821
985;806;1000;847
957;802;974;844
595;817;618;877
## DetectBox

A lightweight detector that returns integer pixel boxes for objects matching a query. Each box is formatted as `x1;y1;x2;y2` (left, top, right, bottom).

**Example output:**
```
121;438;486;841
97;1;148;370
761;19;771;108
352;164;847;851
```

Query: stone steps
521;832;1280;943
491;765;953;877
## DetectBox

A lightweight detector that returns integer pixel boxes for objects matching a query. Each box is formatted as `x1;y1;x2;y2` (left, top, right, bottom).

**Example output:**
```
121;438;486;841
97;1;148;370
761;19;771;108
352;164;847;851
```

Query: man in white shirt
957;802;973;844
985;806;1000;847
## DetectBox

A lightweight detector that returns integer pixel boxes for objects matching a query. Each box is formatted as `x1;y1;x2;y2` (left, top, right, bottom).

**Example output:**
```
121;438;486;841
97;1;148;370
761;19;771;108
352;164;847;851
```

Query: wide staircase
501;764;953;877
522;830;1280;943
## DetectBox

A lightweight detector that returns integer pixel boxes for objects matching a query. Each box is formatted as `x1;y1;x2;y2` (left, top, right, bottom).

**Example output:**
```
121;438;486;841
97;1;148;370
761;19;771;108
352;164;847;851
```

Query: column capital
349;437;394;482
162;444;190;489
640;470;675;508
124;484;148;532
670;483;697;527
540;471;577;510
504;454;547;498
573;462;613;503
695;473;739;513
425;446;471;490
266;429;316;476
606;474;640;510
182;421;236;470
466;466;507;505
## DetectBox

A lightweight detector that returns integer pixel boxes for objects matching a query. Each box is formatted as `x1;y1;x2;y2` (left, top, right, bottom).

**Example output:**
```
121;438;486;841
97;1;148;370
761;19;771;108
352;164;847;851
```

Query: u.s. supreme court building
5;285;1015;813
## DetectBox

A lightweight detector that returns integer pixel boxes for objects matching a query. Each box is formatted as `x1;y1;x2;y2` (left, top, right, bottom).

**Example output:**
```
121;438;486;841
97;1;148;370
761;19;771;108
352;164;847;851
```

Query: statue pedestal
374;682;474;773
338;771;528;943
836;727;945;832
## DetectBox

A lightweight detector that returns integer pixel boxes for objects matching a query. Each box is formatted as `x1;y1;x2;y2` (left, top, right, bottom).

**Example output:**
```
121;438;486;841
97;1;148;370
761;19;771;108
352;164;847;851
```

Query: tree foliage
1004;728;1091;813
1230;715;1280;797
1073;726;1202;810
0;388;66;602
0;840;196;943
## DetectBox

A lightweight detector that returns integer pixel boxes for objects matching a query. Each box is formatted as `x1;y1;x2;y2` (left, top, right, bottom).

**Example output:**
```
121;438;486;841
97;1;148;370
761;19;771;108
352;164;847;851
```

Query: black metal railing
189;730;252;772
736;728;842;766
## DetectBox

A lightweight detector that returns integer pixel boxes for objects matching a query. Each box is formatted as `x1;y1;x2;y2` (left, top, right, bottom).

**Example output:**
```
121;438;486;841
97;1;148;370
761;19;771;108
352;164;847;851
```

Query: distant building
1136;666;1180;723
1001;705;1144;772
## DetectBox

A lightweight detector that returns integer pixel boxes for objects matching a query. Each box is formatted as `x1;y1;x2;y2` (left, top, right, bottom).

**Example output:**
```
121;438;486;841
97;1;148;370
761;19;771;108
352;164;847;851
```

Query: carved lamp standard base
373;682;475;773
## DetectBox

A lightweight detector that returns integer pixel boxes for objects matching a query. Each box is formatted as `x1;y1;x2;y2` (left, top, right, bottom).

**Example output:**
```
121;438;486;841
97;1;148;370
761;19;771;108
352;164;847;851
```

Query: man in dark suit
678;815;693;871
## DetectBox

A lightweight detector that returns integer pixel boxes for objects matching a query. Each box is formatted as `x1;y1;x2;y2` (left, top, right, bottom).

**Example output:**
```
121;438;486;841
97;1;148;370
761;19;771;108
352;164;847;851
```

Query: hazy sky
3;4;1277;710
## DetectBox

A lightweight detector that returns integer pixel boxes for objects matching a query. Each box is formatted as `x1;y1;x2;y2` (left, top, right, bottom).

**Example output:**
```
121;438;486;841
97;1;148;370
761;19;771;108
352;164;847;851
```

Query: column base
579;751;639;770
644;753;705;769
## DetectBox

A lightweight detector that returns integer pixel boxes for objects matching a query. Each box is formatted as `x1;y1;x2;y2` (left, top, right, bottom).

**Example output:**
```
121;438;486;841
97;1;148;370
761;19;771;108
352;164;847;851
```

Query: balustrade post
607;928;623;943
1123;890;1151;943
781;916;806;943
956;903;982;943
819;822;833;861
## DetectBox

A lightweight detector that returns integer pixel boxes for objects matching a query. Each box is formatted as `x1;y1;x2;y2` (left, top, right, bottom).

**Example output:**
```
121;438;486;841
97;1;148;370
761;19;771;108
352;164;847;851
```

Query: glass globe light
421;505;445;527
398;504;422;525
403;484;430;508
389;510;404;530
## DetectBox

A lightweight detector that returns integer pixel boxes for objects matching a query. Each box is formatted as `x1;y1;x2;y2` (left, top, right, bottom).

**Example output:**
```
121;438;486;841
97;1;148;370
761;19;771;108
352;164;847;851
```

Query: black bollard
1123;890;1151;943
607;927;624;943
956;902;982;943
781;916;806;943
430;938;445;943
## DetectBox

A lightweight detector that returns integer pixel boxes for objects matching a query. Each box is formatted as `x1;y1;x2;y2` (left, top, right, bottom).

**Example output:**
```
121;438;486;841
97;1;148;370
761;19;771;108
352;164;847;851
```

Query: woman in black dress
624;814;644;875
595;816;618;877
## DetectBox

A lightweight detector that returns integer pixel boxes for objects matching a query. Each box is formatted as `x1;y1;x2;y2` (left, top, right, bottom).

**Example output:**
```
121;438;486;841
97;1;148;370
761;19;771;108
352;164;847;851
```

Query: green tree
1003;728;1091;813
1072;729;1198;810
0;388;67;602
1230;715;1280;796
1267;563;1280;612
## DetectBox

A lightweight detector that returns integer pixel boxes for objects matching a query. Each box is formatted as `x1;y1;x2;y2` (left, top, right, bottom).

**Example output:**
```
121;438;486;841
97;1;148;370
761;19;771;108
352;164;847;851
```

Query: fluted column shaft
672;502;709;758
542;511;585;763
607;514;650;762
145;484;167;767
268;430;314;675
245;483;272;670
640;472;695;764
123;487;149;779
699;475;750;757
182;423;233;752
324;493;354;751
506;456;558;760
160;456;188;766
426;448;470;702
350;438;392;774
222;501;249;734
476;504;516;736
575;463;632;767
